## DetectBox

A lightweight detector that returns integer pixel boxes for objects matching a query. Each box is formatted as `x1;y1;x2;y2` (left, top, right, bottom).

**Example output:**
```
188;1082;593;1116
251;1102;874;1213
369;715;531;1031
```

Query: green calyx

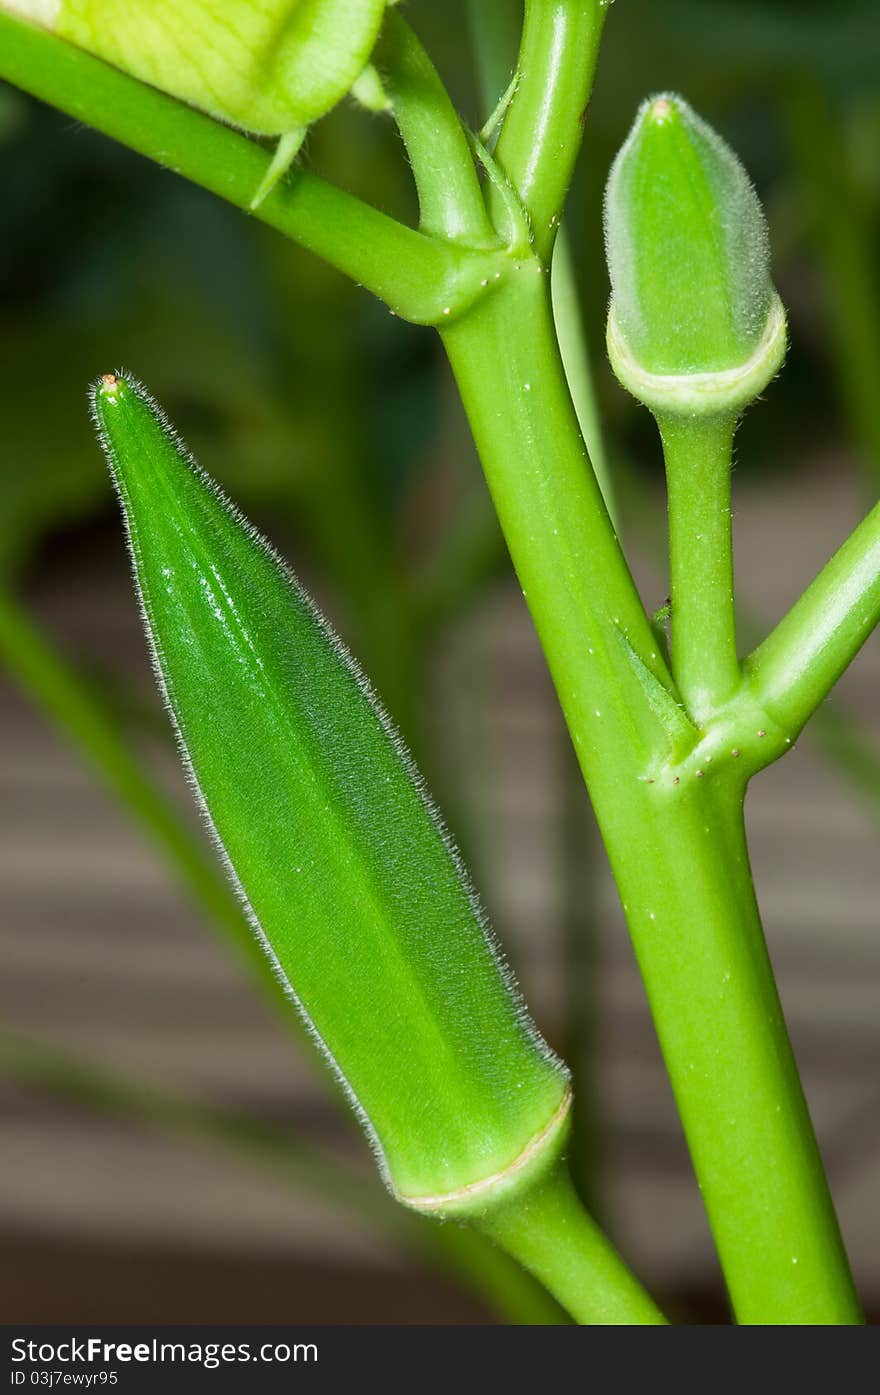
608;291;787;419
92;372;570;1216
402;1088;572;1220
605;93;786;416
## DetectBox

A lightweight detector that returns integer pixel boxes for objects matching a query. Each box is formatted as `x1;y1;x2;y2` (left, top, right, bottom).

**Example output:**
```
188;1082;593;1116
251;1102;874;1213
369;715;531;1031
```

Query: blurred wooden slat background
1;455;878;1322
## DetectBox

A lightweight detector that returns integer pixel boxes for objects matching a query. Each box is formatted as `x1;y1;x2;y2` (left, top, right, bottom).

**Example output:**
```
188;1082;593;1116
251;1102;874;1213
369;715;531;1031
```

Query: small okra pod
604;93;787;420
91;372;571;1218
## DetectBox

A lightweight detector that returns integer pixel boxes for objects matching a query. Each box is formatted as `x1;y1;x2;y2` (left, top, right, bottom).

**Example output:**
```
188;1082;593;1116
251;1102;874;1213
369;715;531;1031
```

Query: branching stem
377;13;496;246
0;13;490;324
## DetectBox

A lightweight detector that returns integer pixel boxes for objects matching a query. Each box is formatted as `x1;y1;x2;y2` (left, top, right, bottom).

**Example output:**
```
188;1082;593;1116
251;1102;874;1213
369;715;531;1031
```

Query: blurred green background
1;0;879;1323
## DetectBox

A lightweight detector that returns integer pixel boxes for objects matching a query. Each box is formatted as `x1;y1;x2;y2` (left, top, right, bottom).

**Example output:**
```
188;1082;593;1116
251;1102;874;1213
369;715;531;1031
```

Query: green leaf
92;372;570;1214
611;625;696;754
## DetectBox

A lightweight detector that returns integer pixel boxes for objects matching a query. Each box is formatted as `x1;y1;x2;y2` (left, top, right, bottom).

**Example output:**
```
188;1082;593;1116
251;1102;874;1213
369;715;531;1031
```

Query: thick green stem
493;1;609;261
442;274;862;1324
618;778;860;1324
443;272;674;786
477;1159;666;1324
661;414;740;721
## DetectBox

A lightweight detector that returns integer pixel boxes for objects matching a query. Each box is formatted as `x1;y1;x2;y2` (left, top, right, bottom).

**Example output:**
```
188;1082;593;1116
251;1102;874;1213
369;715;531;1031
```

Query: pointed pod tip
92;372;150;433
634;92;693;142
91;373;168;478
94;371;129;410
645;94;678;126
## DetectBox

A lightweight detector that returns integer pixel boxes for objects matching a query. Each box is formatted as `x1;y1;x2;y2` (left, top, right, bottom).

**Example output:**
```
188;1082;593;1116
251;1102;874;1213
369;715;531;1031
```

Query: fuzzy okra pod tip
91;372;571;1217
604;92;787;419
1;0;397;204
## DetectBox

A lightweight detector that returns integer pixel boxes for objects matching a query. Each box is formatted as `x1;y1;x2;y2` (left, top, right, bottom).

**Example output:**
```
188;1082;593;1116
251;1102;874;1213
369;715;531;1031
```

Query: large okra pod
92;372;571;1216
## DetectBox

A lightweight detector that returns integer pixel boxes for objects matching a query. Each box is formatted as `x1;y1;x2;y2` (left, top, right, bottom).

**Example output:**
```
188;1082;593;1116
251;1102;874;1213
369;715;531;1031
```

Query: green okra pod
91;372;571;1217
604;92;787;419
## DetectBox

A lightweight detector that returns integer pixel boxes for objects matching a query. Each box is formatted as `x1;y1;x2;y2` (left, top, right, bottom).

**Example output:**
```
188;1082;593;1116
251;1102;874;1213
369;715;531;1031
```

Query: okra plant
1;0;877;1325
